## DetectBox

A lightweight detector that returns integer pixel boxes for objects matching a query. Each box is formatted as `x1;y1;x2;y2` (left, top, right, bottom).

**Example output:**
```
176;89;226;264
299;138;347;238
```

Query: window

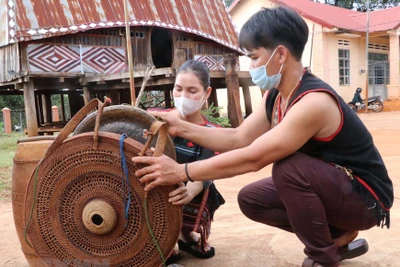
368;52;389;85
177;36;189;42
338;49;350;85
368;53;388;61
368;43;389;51
130;31;144;38
135;32;144;38
338;39;350;47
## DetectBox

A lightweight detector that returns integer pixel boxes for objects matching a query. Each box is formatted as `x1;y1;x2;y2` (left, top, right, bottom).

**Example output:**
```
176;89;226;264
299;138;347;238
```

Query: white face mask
249;48;283;90
174;94;206;117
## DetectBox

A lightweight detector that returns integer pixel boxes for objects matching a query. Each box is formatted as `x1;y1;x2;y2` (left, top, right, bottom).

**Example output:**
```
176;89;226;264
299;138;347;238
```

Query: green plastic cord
24;164;40;249
24;162;167;266
144;198;167;267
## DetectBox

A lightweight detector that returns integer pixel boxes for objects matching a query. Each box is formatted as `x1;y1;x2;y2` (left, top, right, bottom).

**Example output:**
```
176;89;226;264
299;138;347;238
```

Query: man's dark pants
238;153;377;267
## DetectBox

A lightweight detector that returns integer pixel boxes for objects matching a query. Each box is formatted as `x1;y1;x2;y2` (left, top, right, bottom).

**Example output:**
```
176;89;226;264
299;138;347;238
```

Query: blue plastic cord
119;134;131;222
120;134;166;266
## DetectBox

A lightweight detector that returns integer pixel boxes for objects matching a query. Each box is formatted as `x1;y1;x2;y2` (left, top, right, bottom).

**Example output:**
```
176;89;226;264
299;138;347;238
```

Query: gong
24;100;182;267
73;105;176;160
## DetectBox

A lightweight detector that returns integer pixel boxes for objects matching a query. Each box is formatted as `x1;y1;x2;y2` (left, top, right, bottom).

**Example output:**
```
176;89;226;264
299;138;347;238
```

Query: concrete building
229;0;400;103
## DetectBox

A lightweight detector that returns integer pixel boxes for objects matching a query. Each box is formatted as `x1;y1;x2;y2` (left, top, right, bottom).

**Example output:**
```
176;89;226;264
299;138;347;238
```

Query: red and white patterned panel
27;44;127;74
194;55;240;71
28;44;81;72
82;47;127;74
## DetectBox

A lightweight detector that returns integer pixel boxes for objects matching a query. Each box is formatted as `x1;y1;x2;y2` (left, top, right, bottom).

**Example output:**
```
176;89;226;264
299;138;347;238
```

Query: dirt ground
381;98;400;112
1;111;400;267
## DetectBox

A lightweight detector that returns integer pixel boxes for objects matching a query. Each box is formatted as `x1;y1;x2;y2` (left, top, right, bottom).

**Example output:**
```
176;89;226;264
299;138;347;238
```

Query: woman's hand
168;182;194;205
148;110;182;137
132;155;186;191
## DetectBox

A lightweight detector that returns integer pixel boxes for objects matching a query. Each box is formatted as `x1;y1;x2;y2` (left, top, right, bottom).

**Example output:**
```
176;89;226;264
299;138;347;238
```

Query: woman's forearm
185;181;204;200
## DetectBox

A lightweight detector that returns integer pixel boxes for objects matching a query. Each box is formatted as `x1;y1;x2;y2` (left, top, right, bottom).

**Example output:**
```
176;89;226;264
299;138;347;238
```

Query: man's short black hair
239;6;309;61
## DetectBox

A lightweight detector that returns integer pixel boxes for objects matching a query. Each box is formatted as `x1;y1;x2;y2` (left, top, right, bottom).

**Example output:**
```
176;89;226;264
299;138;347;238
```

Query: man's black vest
266;70;393;228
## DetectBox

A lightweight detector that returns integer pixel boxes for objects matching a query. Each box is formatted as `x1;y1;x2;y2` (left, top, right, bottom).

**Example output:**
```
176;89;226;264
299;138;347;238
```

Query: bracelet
185;163;194;182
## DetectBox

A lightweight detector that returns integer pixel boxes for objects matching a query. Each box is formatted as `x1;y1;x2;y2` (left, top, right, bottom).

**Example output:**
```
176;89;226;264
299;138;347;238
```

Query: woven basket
24;99;182;267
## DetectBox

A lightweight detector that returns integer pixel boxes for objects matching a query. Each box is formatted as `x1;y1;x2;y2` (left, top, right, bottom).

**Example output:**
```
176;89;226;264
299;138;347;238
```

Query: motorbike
347;95;384;113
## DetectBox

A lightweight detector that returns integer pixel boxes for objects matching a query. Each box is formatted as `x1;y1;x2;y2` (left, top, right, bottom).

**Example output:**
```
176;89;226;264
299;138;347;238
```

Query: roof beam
360;31;389;38
81;67;173;84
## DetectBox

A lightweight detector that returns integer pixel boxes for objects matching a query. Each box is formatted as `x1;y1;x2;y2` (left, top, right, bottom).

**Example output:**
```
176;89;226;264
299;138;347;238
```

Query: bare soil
383;98;400;112
1;111;400;267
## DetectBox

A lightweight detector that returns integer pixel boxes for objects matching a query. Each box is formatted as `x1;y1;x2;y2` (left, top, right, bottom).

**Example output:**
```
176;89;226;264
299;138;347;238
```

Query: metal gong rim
24;132;182;267
73;105;176;160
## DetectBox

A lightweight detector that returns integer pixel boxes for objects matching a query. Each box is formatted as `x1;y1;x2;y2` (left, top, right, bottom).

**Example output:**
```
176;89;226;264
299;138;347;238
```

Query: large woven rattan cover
25;110;182;266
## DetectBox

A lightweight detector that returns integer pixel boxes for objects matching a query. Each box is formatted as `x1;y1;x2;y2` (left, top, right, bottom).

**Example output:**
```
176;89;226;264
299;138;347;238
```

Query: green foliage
0;95;24;110
0;95;26;130
202;103;231;128
51;94;71;120
312;0;400;11
224;0;235;7
0;133;20;200
0;133;20;167
139;91;165;109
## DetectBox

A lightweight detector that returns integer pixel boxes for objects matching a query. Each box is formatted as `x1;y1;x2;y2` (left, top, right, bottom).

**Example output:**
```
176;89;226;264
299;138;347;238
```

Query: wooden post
2;107;12;134
208;87;221;118
242;84;253;118
210;87;219;108
109;90;119;105
23;80;38;136
224;55;243;128
35;93;41;128
60;93;66;121
165;87;172;108
124;0;136;105
309;23;316;70
83;86;91;105
365;0;370;113
44;94;52;123
38;94;44;124
41;94;49;123
68;90;81;117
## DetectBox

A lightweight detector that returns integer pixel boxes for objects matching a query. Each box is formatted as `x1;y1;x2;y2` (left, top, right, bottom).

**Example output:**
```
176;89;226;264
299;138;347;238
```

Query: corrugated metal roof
0;0;8;47
1;0;12;47
10;0;241;52
350;7;400;33
270;0;365;32
231;0;400;33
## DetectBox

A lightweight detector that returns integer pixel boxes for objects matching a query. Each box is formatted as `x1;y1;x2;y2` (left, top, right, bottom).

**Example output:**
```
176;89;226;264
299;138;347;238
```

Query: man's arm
149;92;271;153
182;92;340;180
134;92;342;191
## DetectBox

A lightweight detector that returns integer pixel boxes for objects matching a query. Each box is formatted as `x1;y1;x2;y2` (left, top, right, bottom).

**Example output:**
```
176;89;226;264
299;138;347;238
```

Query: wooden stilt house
0;0;253;136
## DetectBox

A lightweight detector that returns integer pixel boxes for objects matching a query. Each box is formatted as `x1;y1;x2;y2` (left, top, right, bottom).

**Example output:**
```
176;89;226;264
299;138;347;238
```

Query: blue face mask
249;48;284;90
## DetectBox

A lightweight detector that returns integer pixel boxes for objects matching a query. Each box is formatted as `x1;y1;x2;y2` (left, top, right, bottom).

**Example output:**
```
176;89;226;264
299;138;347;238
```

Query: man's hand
132;155;186;191
148;110;182;137
168;182;194;205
